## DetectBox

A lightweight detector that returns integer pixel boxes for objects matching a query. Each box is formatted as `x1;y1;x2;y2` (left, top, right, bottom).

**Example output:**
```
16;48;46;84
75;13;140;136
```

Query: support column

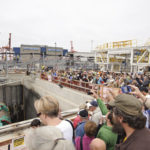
130;49;133;73
148;49;150;64
94;51;96;64
107;53;109;71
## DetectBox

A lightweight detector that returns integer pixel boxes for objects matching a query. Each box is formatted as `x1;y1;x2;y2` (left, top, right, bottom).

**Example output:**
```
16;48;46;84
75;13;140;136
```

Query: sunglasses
37;112;41;117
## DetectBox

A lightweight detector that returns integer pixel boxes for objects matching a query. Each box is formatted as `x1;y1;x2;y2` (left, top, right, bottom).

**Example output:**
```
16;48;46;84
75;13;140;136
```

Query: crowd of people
48;70;150;88
24;69;150;150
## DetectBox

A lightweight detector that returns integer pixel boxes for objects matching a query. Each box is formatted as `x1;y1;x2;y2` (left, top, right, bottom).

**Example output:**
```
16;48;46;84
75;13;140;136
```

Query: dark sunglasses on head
37;112;41;117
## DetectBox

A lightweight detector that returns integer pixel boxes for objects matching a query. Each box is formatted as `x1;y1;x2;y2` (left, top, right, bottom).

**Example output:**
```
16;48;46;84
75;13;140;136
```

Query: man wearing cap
87;100;98;115
109;94;150;150
87;100;103;126
75;109;89;138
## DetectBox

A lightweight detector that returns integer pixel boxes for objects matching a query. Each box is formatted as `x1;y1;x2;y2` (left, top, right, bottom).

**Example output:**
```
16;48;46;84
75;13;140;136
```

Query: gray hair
25;126;75;150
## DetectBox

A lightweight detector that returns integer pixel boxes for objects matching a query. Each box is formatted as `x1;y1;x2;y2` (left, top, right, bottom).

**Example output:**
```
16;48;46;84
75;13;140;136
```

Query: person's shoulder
76;122;86;129
99;125;115;135
73;115;80;121
62;120;72;126
141;128;150;135
57;120;71;128
134;128;150;140
125;128;150;150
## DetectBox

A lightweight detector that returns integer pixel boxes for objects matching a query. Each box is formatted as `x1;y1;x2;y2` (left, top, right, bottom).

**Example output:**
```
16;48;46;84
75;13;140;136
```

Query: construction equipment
70;41;76;53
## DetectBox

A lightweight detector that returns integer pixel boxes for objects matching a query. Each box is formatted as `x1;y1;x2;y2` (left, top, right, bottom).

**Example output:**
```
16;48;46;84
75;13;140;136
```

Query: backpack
80;136;83;150
65;119;75;140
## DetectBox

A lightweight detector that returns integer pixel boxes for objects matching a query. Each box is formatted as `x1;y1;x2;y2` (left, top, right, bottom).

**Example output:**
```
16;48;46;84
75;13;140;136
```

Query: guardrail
52;76;93;93
40;74;121;99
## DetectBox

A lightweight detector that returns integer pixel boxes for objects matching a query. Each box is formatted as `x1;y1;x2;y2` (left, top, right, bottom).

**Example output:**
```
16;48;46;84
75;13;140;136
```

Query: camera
87;91;93;95
121;86;132;94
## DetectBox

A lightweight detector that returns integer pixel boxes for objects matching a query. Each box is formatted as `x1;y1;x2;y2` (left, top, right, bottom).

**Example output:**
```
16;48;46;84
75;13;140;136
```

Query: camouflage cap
109;94;142;116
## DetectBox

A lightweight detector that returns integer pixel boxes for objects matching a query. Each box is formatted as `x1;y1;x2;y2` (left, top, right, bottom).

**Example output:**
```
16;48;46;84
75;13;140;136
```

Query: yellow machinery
113;40;132;48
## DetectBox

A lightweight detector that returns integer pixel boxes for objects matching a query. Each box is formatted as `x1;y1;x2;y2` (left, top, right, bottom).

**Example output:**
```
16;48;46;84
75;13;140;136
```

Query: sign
23;47;40;51
48;48;61;52
12;136;26;150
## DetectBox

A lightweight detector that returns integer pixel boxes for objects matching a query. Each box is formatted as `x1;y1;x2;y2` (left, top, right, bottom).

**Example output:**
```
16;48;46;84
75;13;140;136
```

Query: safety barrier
40;74;121;99
51;76;93;93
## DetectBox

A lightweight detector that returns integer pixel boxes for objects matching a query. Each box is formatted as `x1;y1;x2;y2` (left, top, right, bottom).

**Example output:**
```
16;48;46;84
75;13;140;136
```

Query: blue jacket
75;121;86;138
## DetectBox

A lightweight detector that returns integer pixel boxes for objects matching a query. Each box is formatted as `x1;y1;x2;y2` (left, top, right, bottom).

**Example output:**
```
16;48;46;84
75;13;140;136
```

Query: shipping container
20;45;41;62
46;47;63;56
20;45;41;54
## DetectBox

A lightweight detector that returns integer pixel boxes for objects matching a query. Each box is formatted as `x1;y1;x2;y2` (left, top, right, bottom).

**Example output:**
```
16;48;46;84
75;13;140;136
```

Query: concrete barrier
22;78;93;111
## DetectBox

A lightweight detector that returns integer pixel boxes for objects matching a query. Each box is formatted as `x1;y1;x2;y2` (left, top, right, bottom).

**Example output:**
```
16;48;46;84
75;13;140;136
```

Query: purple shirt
75;135;94;150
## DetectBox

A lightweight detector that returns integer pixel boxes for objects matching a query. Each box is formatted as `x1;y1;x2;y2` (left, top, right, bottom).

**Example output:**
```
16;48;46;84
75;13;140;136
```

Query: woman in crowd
34;96;73;141
75;120;97;150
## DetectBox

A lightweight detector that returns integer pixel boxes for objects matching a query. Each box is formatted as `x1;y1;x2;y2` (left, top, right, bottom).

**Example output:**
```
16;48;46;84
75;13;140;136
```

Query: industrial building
20;45;41;62
13;45;68;62
94;40;150;73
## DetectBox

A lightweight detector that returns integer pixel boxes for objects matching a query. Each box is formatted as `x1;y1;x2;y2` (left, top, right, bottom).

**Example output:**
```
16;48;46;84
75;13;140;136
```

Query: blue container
13;47;20;56
63;49;68;56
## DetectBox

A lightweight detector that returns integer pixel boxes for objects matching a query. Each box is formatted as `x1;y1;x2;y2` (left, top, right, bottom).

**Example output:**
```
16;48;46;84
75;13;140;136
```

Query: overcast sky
0;0;150;51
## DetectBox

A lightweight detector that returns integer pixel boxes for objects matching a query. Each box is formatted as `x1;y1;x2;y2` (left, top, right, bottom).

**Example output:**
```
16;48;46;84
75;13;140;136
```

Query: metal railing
0;109;78;148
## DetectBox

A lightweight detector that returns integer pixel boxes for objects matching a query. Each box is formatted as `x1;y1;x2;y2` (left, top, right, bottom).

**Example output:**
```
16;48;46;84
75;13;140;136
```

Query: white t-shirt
91;107;102;125
56;120;73;141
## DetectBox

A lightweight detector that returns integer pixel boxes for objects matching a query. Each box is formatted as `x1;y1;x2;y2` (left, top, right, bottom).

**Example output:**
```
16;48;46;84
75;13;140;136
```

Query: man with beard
109;94;150;150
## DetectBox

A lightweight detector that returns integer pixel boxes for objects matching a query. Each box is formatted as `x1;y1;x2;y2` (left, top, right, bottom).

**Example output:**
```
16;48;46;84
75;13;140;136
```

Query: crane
70;41;76;53
2;33;11;51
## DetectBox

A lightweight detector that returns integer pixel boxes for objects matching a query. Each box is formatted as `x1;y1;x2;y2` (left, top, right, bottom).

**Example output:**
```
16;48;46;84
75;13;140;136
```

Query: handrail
0;109;78;147
0;80;22;86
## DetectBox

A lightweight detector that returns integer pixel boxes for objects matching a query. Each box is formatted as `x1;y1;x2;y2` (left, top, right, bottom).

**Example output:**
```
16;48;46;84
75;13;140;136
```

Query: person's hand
109;88;120;98
129;85;146;102
91;89;99;99
128;85;141;96
105;90;114;102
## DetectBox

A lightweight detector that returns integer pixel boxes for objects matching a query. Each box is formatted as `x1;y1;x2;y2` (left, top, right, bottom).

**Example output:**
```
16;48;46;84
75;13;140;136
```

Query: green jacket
97;124;117;150
97;98;108;115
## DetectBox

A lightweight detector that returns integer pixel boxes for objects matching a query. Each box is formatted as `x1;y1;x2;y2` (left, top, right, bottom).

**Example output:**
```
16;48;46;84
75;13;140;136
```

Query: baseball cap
109;94;142;116
79;109;88;118
90;100;98;107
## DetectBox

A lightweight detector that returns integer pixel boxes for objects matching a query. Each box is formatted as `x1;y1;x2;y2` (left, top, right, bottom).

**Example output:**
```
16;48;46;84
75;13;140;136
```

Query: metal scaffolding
94;40;150;73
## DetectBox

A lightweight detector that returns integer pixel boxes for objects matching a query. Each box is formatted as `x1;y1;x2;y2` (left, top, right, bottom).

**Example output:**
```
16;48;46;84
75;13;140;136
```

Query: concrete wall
0;83;24;123
0;77;93;123
23;87;40;120
0;82;40;123
22;78;93;111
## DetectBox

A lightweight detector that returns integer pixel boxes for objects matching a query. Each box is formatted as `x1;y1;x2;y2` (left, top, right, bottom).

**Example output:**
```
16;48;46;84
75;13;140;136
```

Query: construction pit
0;74;92;149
